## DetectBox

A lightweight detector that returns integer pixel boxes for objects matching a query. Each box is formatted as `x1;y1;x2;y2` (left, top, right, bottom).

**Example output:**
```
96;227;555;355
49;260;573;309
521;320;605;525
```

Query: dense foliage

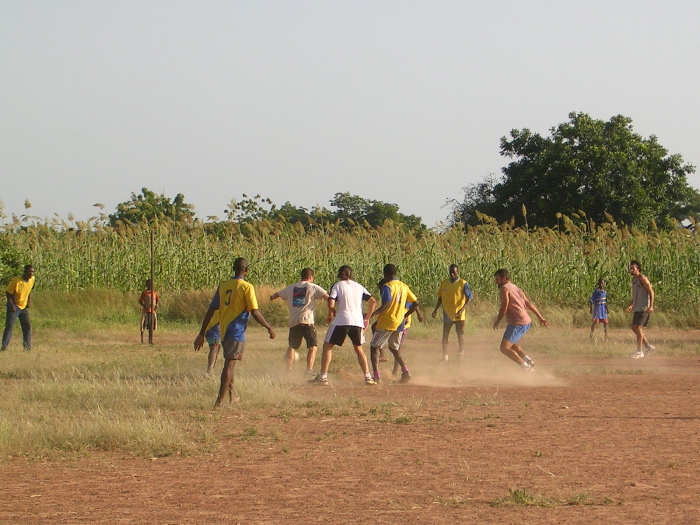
3;217;699;326
453;113;699;230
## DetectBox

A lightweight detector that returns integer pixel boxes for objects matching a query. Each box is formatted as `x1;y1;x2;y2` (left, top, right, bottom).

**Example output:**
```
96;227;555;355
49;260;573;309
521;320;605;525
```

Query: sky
2;0;699;228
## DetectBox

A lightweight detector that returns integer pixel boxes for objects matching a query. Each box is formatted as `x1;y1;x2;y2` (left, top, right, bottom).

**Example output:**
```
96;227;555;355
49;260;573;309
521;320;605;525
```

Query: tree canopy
109;188;196;226
453;112;699;230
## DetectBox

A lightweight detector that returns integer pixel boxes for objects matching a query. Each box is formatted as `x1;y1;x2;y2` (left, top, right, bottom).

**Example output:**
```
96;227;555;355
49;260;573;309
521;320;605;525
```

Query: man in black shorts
270;268;328;374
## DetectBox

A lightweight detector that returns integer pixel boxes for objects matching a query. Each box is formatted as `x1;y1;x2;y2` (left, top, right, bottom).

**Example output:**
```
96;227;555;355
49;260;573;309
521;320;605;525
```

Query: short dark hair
233;257;248;273
301;268;314;280
449;264;459;272
383;264;397;279
494;268;510;280
337;265;353;280
630;260;642;272
24;265;34;272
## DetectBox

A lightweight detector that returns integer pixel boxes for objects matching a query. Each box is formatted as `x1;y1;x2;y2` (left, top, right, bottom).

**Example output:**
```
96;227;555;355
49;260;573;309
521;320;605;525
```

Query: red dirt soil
1;337;699;524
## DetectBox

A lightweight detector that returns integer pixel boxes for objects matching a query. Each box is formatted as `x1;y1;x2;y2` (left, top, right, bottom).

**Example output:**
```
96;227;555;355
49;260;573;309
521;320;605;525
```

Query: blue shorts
503;324;530;344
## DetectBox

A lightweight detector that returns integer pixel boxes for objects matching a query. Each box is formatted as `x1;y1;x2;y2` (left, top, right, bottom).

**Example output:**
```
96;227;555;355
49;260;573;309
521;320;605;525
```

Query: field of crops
3;218;700;326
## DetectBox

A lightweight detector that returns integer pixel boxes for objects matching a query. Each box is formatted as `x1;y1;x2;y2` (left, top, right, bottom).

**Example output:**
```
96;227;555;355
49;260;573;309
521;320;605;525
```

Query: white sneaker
631;349;645;359
521;362;534;372
440;355;449;365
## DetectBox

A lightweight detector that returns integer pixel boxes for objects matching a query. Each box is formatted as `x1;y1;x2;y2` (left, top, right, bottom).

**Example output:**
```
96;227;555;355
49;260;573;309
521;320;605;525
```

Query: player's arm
269;292;280;301
524;294;549;327
413;303;424;323
251;309;276;339
371;285;391;317
6;291;18;311
326;297;336;324
194;305;217;351
493;287;509;330
363;295;377;329
640;275;655;312
432;297;442;318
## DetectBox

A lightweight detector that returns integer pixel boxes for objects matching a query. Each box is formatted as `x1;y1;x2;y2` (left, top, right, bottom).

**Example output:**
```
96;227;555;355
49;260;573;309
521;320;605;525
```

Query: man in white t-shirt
270;268;329;373
309;265;377;386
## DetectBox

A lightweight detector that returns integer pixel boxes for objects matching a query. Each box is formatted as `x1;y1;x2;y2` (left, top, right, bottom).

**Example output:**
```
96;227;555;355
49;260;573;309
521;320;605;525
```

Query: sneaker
521;362;534;372
645;344;655;355
524;356;535;368
631;349;645;359
440;355;449;365
365;377;377;386
400;371;411;384
308;374;329;386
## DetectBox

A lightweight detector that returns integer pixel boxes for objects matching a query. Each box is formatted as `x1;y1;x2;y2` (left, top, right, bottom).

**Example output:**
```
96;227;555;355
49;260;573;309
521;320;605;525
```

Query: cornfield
3;217;699;322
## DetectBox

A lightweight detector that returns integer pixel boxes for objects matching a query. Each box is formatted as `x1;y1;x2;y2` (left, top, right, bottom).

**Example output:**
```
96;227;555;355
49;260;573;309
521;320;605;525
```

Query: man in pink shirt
492;269;549;371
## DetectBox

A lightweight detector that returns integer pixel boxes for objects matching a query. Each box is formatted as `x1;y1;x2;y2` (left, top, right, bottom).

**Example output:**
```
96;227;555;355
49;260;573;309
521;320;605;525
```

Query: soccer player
431;264;473;363
194;258;275;407
589;278;608;340
369;264;419;384
625;260;655;358
309;265;376;386
492;268;549;371
270;268;329;374
139;279;159;344
2;264;35;351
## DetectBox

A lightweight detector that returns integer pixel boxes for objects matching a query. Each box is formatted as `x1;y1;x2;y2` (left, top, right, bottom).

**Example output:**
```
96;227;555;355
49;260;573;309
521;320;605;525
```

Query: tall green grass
3;218;700;326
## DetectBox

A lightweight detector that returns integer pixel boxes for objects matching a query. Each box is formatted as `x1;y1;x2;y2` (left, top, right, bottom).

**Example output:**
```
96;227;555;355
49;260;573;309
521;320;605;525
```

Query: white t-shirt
276;281;328;327
328;279;372;328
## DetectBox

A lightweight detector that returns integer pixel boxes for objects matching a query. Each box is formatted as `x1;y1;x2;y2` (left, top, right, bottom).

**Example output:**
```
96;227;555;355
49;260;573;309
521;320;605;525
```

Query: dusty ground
1;328;699;524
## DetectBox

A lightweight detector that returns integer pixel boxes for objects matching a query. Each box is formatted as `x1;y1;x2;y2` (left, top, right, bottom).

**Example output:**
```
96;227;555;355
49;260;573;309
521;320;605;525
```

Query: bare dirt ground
1;328;699;524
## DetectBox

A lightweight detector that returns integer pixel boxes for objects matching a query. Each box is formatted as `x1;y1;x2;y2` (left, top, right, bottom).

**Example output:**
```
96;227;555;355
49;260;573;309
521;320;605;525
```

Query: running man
270;268;329;374
368;264;419;384
626;260;655;359
432;264;473;363
589;278;608;340
194;257;275;407
2;264;35;351
309;265;377;386
492;268;549;371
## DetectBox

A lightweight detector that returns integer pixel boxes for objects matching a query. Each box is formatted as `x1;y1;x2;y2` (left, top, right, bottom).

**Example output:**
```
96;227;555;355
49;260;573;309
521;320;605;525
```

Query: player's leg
207;341;220;373
18;308;32;351
215;358;236;407
303;326;318;373
441;322;452;362
455;321;465;358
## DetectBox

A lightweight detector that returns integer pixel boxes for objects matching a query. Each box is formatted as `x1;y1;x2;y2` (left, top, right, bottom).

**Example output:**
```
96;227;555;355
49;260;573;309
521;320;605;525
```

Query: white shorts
370;329;403;352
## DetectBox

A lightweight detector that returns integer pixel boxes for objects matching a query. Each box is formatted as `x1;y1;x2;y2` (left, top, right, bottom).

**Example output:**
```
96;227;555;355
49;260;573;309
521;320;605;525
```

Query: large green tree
455;113;699;229
109;188;195;226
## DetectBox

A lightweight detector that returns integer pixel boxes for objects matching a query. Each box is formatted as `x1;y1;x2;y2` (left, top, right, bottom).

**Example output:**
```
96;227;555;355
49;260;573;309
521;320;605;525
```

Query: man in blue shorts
492;269;549;371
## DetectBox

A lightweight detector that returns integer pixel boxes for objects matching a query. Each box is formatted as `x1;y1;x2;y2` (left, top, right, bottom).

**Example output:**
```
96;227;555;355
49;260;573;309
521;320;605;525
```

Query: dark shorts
289;324;317;349
632;311;650;327
443;320;465;337
140;312;157;331
326;325;363;347
222;340;245;360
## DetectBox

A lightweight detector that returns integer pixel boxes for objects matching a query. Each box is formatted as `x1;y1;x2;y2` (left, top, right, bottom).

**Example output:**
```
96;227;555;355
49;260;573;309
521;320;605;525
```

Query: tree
454;113;699;229
330;192;425;229
109;188;195;226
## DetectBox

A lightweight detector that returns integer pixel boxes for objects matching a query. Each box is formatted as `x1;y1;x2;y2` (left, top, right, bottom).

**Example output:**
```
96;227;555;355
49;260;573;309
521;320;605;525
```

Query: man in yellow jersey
369;264;419;383
432;264;473;363
3;265;35;351
194;258;275;407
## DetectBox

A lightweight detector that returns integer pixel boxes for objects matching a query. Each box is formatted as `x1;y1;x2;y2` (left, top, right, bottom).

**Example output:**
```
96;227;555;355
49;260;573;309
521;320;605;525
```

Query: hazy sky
2;1;699;227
